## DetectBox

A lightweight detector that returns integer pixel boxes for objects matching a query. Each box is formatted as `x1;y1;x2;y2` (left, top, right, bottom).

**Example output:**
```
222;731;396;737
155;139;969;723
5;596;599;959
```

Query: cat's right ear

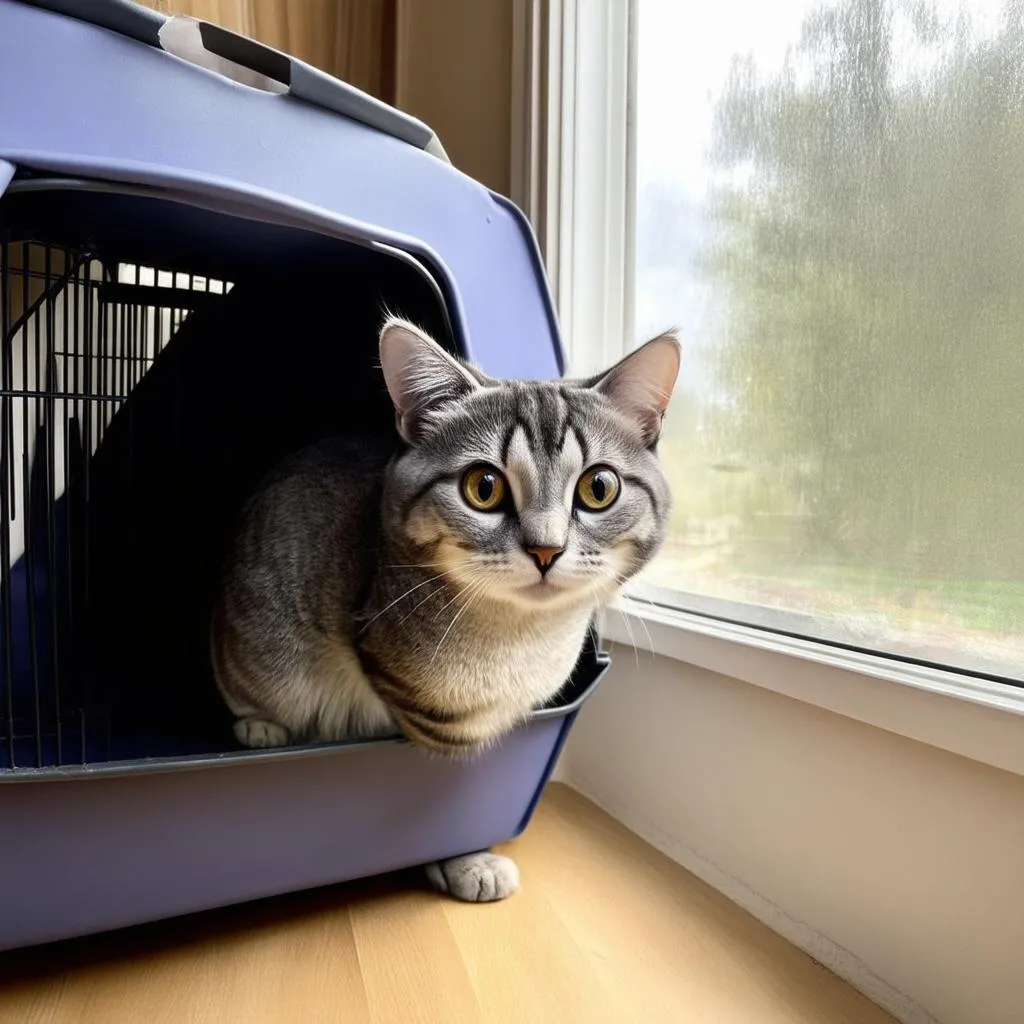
379;318;480;443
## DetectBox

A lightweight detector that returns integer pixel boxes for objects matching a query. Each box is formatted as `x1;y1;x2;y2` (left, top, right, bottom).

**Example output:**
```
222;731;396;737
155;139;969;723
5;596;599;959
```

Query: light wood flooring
0;783;894;1023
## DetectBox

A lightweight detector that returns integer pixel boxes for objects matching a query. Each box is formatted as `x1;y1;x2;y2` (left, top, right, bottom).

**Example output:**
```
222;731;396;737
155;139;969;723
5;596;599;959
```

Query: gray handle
21;0;448;159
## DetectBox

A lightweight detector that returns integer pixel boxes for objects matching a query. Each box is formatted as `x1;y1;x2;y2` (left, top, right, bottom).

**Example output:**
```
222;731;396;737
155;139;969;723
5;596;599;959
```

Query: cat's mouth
516;580;564;601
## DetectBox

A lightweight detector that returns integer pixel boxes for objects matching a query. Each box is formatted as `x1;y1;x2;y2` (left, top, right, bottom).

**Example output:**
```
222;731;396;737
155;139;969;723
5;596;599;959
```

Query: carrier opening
0;182;469;772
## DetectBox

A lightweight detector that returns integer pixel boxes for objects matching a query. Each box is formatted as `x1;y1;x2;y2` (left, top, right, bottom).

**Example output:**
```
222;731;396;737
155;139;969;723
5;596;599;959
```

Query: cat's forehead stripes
427;378;618;468
430;381;590;457
502;383;591;453
501;421;584;515
502;424;532;509
494;384;587;508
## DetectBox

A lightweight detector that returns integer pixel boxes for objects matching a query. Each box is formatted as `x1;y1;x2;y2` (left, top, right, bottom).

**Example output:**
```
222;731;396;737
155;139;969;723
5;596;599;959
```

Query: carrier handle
19;0;449;162
158;18;448;160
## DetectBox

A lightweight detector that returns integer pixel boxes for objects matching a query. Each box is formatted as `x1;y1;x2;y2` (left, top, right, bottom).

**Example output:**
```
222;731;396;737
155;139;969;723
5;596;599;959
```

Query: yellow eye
576;467;620;511
461;465;507;512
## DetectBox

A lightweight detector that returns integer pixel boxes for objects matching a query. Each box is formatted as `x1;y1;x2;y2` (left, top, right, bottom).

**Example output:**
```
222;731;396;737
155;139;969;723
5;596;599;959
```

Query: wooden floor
0;784;893;1024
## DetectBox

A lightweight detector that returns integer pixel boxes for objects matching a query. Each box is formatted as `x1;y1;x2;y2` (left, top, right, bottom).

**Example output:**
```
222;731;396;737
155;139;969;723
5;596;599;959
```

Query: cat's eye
576;466;620;511
461;465;508;512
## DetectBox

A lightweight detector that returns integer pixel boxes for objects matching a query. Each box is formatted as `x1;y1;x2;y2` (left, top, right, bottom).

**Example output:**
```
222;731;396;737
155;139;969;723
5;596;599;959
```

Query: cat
210;316;679;902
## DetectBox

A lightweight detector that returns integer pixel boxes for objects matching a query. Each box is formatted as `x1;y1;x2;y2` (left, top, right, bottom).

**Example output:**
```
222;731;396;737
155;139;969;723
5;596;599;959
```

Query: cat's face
379;319;679;613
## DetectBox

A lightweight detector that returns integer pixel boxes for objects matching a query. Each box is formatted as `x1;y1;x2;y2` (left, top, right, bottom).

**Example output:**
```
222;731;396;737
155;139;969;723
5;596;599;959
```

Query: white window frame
509;0;1024;778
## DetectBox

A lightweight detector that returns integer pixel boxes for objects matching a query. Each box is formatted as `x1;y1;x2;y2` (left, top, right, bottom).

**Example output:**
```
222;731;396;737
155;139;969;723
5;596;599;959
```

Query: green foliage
699;0;1024;581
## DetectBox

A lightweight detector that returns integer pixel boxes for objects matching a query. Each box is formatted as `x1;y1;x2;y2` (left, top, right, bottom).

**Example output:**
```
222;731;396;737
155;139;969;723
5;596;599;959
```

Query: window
627;0;1023;682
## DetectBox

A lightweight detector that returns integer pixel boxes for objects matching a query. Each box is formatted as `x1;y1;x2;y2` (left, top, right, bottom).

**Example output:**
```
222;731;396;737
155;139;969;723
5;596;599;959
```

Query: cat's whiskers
596;566;656;659
618;606;641;671
579;577;638;670
630;607;656;656
383;560;494;630
393;580;456;628
430;576;490;664
359;572;449;632
431;579;476;621
583;578;606;615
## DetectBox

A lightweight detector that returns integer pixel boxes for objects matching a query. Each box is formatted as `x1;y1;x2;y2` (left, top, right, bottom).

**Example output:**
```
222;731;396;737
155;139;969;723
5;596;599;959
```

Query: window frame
509;0;1024;778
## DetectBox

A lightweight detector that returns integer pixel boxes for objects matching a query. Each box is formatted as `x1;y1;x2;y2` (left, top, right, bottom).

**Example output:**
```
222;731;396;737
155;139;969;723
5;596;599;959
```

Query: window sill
599;596;1024;779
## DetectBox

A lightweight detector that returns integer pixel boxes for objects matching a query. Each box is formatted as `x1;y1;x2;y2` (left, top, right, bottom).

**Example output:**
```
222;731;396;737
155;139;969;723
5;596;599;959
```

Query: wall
394;0;513;195
560;649;1024;1024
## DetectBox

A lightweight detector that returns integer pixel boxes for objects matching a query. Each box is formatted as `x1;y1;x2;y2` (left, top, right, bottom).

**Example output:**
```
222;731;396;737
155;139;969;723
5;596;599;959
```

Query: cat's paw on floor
234;718;291;749
425;852;520;902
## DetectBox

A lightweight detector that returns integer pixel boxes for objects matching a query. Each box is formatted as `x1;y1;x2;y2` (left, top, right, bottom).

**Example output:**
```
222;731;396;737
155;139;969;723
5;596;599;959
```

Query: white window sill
599;596;1024;779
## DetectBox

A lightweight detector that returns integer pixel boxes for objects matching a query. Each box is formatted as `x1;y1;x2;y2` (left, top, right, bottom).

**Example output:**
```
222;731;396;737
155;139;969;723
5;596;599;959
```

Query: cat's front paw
234;718;292;749
425;852;519;902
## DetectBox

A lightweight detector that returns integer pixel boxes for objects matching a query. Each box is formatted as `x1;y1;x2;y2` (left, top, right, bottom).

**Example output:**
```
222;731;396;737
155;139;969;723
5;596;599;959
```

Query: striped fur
210;319;678;901
211;319;679;760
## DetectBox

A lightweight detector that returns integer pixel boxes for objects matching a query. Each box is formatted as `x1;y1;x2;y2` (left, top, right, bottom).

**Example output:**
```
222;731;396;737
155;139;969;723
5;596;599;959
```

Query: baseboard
564;776;940;1024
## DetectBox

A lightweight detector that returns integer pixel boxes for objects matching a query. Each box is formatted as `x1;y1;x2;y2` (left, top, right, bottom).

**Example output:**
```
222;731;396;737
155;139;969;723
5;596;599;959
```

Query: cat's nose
525;544;564;575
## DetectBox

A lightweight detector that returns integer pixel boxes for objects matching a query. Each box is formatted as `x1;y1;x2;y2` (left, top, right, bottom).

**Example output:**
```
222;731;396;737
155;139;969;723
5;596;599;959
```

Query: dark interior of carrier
0;183;596;771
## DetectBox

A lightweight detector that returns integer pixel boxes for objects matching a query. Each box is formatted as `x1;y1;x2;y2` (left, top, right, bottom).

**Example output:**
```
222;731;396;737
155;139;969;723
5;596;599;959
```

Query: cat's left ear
590;332;681;444
379;318;481;442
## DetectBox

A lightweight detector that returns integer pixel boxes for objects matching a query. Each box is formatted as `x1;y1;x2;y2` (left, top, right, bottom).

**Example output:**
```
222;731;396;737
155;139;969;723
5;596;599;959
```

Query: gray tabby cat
211;317;679;902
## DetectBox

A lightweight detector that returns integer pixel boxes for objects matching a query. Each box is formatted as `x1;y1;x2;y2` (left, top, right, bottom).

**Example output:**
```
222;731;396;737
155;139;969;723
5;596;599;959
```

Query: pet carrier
0;0;608;950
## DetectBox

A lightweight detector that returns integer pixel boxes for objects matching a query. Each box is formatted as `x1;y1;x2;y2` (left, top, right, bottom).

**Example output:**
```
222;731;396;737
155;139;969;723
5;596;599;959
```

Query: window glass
635;0;1023;679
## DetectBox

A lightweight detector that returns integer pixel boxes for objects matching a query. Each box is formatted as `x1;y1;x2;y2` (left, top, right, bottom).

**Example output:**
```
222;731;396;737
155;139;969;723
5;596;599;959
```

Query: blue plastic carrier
0;0;607;950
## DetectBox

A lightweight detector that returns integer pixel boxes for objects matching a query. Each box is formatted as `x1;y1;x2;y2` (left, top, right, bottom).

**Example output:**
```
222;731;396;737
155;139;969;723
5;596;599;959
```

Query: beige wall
394;0;513;195
562;651;1024;1024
